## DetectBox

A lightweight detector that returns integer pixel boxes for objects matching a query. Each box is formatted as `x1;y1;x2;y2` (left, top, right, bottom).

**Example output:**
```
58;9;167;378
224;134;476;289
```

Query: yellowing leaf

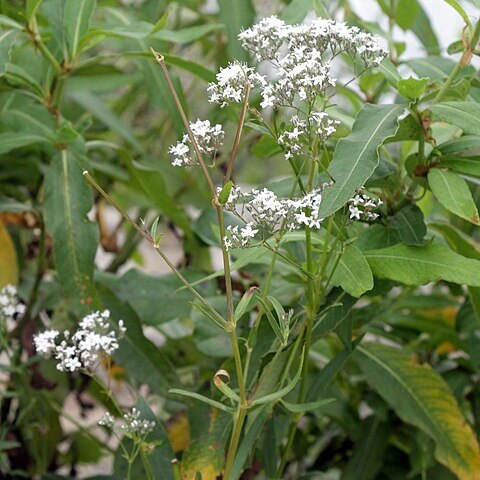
167;413;191;452
356;343;480;480
0;219;18;287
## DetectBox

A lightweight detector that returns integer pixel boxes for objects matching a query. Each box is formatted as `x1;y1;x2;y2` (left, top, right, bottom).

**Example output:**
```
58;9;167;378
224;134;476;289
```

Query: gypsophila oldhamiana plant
3;1;480;478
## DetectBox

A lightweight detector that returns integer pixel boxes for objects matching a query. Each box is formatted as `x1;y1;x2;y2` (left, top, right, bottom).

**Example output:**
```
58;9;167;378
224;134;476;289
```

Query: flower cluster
238;16;387;108
223;186;324;250
99;408;155;438
348;192;383;221
278;112;339;160
0;285;25;321
33;310;126;372
208;61;266;108
169;119;224;167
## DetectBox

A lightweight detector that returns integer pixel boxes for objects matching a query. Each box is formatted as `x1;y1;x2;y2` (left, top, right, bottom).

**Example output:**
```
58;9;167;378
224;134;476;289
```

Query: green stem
83;171;226;328
224;83;251;182
432;20;480;105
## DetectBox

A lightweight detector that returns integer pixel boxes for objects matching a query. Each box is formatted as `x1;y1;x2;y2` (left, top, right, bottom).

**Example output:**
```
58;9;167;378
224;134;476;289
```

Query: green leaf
396;0;419;30
0;30;17;77
313;0;329;17
318;103;406;217
428;168;480;225
330;245;374;297
396;76;428;99
69;91;145;154
306;337;362;401
279;398;335;413
430;222;480;260
438;135;480;155
355;343;480;480
410;5;440;55
126;159;192;237
134;397;175;480
218;0;254;62
364;242;480;286
250;349;305;407
43;150;99;313
42;0;95;62
65;0;95;58
443;0;472;30
161;53;216;82
234;286;258;322
342;416;390;480
375;57;402;86
388;204;427;245
26;0;43;22
97;282;173;393
409;57;474;81
152;24;224;43
0;132;48;155
169;389;233;413
230;405;270;480
98;269;204;325
281;0;312;23
430;102;480;136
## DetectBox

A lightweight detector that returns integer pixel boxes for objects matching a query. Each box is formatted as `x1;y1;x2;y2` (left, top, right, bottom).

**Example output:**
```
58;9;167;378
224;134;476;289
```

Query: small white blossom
122;408;156;437
99;408;155;437
98;411;115;428
169;119;224;167
208;61;266;108
0;285;25;321
347;192;383;221
239;16;387;109
33;310;126;372
222;185;325;249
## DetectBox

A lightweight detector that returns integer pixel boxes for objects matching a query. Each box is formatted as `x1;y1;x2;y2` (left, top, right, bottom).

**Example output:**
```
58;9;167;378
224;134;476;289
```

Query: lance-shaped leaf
430;102;480;136
218;0;254;62
329;245;373;297
43;150;99;313
428;168;480;225
364;243;480;287
0;30;16;76
355;343;480;480
318;103;406;217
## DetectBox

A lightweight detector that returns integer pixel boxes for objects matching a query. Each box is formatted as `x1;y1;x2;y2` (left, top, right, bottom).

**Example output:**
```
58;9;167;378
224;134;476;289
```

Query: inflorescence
99;408;156;438
33;310;126;372
169;119;224;167
222;186;324;250
0;285;25;321
169;16;385;168
347;192;383;221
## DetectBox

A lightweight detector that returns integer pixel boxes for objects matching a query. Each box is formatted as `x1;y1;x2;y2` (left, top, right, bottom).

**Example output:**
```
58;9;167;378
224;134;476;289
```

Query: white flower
0;285;25;321
239;16;387;109
169;119;224;167
223;186;324;248
208;61;266;108
99;412;115;428
99;408;155;437
33;330;60;354
34;310;126;372
347;191;382;221
122;408;156;436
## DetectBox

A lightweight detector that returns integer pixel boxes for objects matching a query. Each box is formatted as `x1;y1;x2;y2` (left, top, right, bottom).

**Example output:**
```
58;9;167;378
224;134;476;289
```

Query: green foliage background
1;0;480;479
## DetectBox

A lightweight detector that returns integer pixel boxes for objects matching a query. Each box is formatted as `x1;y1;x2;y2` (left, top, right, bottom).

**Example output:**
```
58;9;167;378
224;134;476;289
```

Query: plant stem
83;171;226;328
225;83;251;182
151;48;249;475
432;20;480;105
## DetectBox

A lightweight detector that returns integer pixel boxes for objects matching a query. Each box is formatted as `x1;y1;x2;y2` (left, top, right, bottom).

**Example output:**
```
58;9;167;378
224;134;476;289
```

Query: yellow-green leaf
356;343;480;480
0;219;18;287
